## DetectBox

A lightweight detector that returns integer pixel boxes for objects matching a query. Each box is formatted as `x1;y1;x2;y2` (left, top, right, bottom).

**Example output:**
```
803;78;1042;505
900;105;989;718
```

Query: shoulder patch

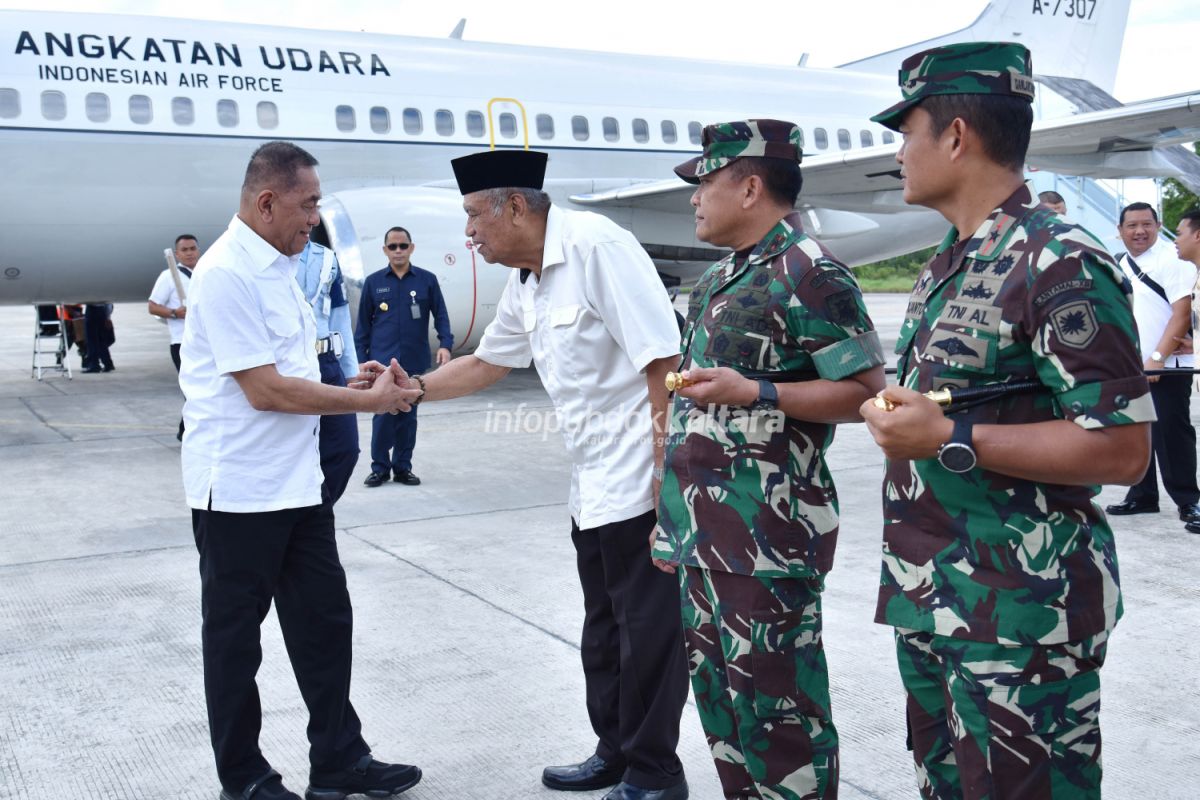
1050;300;1099;349
825;289;859;326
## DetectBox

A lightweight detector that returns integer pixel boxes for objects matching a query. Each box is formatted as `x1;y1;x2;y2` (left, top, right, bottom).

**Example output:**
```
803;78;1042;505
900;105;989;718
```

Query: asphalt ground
0;296;1196;799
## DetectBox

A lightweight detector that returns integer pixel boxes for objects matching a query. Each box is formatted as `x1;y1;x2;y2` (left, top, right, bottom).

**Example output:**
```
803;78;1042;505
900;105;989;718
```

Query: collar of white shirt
229;214;293;273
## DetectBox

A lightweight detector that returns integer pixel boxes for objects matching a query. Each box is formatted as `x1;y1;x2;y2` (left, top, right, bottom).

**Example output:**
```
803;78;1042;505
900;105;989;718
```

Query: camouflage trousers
680;566;838;800
895;627;1109;800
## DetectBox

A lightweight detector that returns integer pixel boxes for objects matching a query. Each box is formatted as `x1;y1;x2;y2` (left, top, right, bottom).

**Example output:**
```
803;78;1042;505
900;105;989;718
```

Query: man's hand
366;360;420;414
174;306;187;319
649;526;677;575
435;347;451;366
1173;335;1193;355
1144;356;1164;383
859;386;953;461
348;360;388;389
675;367;758;407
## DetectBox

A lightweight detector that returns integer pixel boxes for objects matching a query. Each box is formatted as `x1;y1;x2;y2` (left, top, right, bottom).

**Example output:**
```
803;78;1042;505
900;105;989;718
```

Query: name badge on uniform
410;290;420;320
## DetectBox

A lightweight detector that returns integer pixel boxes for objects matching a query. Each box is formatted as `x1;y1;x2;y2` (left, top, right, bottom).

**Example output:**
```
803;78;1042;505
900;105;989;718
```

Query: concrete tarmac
0;297;1196;799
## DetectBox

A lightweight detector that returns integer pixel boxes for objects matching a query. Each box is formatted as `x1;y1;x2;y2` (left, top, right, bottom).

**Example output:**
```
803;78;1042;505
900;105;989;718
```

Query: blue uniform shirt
296;241;359;379
355;264;453;374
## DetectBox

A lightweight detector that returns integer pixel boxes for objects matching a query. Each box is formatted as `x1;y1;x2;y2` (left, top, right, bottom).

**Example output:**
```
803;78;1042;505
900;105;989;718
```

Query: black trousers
571;510;689;790
192;503;369;792
317;351;360;505
1126;372;1199;507
170;343;184;438
82;303;112;370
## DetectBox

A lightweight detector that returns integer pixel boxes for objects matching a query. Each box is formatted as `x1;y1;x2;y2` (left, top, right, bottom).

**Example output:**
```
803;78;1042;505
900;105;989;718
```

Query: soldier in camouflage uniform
859;43;1154;800
653;119;886;800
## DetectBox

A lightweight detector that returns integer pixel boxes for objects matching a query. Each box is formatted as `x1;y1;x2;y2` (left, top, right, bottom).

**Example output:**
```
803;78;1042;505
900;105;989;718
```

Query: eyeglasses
386;242;411;251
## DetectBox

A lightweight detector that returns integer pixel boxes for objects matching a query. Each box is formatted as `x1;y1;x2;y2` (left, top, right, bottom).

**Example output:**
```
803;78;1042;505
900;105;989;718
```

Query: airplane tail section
838;0;1130;95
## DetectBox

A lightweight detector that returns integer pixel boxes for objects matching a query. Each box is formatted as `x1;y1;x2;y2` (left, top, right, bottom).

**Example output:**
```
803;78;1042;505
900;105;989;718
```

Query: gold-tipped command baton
665;371;693;391
873;380;1044;412
665;368;818;392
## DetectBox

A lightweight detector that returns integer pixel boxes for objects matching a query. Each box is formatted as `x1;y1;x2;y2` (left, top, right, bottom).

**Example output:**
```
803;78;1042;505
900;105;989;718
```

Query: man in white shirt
180;141;422;800
149;233;199;440
1105;202;1200;528
1173;207;1200;534
409;149;689;800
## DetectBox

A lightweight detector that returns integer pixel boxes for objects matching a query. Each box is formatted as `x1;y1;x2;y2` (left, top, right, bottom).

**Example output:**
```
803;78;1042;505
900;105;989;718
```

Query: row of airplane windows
0;88;897;150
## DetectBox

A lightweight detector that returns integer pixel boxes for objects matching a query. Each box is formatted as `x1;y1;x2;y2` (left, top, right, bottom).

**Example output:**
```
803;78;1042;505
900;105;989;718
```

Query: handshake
348;359;424;415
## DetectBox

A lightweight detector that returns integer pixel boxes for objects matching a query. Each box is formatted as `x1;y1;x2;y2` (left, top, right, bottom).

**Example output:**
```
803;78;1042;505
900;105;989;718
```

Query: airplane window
602;117;620;142
41;90;67;121
688;122;702;145
371;106;391;134
256;101;278;129
217;99;238;128
403;107;422;135
861;130;874;147
85;92;110;123
334;105;355;132
572;115;589;141
129;94;153;125
661;120;677;144
498;112;517;138
837;128;850;150
536;113;554;140
435;109;454;136
814;127;828;150
172;97;195;126
0;88;18;119
882;130;895;144
466;110;485;138
632;118;649;143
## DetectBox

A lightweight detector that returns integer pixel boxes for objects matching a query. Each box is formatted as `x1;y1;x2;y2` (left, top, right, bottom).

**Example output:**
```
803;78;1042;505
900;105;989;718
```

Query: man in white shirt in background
180;140;422;800
1172;207;1200;534
1105;202;1200;530
149;233;199;440
409;149;690;800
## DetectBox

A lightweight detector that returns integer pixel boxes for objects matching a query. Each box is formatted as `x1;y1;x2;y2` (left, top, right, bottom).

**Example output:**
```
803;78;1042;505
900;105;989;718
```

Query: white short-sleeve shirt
179;215;323;512
1119;238;1198;366
148;268;190;344
474;206;681;529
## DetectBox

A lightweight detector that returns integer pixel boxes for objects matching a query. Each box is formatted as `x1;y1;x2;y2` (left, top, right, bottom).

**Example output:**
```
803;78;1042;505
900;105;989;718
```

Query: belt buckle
329;331;344;359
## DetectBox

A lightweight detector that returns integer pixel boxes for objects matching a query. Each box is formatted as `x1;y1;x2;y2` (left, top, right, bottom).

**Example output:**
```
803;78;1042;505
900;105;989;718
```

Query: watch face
938;442;976;473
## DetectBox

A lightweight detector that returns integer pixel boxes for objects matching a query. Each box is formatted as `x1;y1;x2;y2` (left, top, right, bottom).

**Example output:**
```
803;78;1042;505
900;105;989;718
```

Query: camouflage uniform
655;120;885;800
871;43;1154;800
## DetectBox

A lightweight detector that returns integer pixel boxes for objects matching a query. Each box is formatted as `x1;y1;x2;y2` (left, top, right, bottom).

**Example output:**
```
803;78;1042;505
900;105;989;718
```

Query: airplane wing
569;91;1200;211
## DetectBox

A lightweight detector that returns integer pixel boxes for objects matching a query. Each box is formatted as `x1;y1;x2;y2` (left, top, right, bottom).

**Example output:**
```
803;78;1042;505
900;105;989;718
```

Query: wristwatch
936;416;977;474
1150;350;1165;362
169;308;178;319
750;379;779;411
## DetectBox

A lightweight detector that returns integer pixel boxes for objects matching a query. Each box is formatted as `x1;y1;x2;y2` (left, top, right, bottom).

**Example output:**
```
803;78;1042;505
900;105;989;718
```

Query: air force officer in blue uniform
355;227;453;487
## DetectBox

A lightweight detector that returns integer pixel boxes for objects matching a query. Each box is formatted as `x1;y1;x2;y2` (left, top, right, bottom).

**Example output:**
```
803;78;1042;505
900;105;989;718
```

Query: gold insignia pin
380;302;389;311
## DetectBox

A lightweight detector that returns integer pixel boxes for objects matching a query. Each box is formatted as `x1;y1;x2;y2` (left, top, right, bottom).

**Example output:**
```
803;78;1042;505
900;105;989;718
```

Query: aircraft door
486;98;530;149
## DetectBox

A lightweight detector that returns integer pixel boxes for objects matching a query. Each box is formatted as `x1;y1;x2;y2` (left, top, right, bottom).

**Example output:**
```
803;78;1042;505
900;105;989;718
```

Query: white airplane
0;0;1197;352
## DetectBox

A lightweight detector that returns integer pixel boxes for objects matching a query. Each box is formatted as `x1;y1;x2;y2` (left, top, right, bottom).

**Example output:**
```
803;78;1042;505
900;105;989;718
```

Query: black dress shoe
1178;503;1200;523
1186;520;1200;534
219;770;301;800
306;755;421;800
542;754;625;791
81;366;101;374
393;470;421;486
363;471;389;487
101;364;115;372
601;779;689;800
1105;499;1159;516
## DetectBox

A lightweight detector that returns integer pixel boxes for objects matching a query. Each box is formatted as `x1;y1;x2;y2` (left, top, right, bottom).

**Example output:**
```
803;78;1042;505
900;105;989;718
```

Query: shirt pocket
264;307;305;369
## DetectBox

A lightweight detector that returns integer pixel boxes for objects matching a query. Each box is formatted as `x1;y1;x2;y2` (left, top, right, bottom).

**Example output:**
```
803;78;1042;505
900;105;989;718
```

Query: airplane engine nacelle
318;186;509;355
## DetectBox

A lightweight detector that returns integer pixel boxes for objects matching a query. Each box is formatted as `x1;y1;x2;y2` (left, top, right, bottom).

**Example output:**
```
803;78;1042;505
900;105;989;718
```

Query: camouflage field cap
870;41;1035;131
673;119;803;184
